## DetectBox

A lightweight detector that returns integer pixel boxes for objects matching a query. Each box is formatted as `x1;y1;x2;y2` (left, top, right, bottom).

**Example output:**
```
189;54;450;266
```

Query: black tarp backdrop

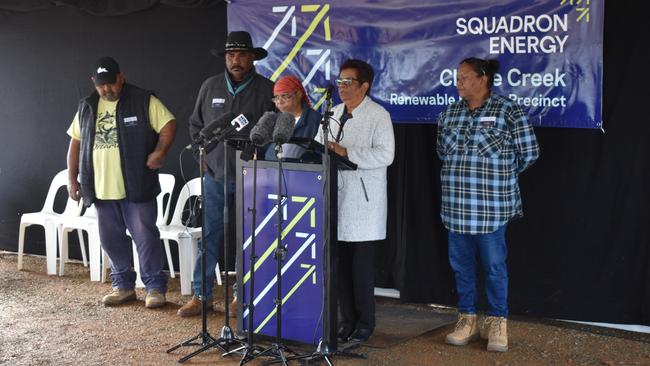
0;1;648;325
0;1;227;269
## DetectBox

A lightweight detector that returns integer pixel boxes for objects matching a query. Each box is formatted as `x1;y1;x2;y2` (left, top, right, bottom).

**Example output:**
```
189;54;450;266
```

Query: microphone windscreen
272;112;296;144
250;111;277;145
200;112;236;140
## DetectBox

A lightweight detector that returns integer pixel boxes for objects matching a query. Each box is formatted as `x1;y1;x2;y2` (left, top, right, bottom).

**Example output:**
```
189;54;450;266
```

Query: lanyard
225;71;255;96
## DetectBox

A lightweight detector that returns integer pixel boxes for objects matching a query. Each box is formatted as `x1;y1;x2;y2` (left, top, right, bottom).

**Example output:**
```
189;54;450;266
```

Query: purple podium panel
239;164;324;345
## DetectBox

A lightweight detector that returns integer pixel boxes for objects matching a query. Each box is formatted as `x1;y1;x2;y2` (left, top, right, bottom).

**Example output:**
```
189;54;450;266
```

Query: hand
326;141;348;157
146;151;165;169
68;180;81;201
201;160;208;172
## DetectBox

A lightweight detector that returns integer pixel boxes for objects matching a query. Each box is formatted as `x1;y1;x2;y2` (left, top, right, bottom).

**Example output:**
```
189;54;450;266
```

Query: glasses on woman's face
335;78;359;87
272;92;296;102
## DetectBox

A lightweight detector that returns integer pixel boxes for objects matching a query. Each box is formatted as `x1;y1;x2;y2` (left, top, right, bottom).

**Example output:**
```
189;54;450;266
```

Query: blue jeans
95;199;167;292
192;176;235;299
448;225;508;317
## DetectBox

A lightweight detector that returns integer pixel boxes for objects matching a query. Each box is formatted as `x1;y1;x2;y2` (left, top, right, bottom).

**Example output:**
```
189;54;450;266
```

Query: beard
100;91;120;102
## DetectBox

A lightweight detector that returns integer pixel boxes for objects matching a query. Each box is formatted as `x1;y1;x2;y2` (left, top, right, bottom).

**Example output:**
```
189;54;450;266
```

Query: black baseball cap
92;56;120;86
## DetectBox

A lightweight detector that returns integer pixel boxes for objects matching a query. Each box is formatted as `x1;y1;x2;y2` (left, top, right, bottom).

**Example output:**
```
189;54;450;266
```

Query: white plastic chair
58;204;102;281
133;173;176;288
158;177;221;295
17;169;84;275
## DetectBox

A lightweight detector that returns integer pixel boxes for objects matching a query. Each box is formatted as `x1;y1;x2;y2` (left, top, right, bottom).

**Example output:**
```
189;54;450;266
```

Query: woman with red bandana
265;75;321;160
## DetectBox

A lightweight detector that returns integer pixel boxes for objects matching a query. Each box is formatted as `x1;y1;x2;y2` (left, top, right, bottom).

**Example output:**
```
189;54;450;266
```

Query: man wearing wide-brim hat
180;31;275;317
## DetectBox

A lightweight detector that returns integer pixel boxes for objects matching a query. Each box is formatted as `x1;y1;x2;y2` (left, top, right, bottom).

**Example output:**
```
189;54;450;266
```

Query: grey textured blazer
316;96;395;242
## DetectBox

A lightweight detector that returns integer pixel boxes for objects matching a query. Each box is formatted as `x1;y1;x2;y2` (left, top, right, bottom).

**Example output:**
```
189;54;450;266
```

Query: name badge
212;98;225;108
478;116;496;128
123;116;138;126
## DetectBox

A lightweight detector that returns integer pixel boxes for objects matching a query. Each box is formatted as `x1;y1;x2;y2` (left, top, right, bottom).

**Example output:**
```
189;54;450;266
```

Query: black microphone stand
223;145;265;364
255;143;292;366
167;132;243;363
167;142;225;363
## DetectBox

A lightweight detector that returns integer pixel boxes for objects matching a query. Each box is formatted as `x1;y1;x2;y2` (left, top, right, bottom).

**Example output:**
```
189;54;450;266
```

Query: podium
234;138;356;350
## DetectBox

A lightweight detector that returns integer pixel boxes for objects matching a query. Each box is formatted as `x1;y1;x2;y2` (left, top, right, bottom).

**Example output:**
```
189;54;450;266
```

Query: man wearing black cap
179;31;274;316
66;56;177;308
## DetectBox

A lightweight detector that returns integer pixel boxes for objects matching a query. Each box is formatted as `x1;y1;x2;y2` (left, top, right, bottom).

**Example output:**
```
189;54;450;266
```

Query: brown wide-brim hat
210;31;268;60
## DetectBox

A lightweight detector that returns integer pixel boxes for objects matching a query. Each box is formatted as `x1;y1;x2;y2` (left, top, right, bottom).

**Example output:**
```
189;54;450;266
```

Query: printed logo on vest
123;116;138;127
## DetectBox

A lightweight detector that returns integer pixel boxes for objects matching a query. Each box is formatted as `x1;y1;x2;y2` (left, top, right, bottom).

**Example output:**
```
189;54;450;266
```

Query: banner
229;0;603;128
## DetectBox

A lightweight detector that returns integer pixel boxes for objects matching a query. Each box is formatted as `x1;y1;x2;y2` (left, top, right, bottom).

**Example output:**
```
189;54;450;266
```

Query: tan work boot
484;316;508;352
177;296;212;317
145;289;166;309
445;313;479;346
102;288;136;306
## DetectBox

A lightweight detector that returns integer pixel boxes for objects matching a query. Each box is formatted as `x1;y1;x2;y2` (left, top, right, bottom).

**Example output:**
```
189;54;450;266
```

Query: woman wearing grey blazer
316;59;395;343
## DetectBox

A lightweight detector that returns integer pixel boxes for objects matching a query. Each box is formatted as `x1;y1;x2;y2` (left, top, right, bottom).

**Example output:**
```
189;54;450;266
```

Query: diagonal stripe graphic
243;233;316;320
270;4;330;81
243;197;315;284
254;265;317;333
263;6;295;51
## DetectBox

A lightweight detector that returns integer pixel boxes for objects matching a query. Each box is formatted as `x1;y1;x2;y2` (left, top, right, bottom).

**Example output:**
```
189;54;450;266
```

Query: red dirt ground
1;253;649;366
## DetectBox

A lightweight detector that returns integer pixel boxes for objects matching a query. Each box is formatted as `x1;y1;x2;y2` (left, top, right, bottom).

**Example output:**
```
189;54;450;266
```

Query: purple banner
229;0;603;128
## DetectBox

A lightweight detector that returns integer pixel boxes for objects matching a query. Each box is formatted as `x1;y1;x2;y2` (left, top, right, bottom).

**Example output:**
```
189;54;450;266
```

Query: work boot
177;296;211;317
485;316;508;352
145;289;166;309
445;313;479;346
102;288;136;306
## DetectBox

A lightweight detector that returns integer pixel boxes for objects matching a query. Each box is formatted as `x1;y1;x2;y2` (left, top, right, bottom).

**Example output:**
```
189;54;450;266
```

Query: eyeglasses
335;78;359;87
271;92;296;103
271;92;295;102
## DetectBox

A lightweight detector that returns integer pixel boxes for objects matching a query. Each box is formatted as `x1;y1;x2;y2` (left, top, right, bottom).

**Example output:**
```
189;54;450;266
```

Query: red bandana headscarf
273;75;311;108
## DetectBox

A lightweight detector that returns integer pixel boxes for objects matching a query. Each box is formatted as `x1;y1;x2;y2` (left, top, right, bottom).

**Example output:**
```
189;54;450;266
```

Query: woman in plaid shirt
437;57;539;352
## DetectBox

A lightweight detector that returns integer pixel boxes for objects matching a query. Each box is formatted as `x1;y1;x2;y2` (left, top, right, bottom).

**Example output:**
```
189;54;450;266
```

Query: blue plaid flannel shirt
436;94;539;234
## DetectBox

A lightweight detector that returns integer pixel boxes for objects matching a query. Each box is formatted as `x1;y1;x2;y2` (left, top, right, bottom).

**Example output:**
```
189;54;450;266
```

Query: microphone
325;84;334;100
322;84;335;129
249;111;277;145
200;113;250;141
199;112;235;141
272;112;296;145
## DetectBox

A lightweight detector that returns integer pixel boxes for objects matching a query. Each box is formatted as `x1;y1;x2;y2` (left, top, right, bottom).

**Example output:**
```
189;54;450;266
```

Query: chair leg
59;228;69;277
101;250;110;283
163;239;175;278
44;220;58;275
133;241;145;288
88;226;101;282
215;262;223;286
78;229;88;267
177;236;194;296
17;223;27;270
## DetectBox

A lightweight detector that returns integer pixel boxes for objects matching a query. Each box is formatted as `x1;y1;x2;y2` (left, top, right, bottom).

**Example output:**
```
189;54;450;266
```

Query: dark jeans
448;224;508;317
192;176;235;298
338;241;376;333
95;199;167;292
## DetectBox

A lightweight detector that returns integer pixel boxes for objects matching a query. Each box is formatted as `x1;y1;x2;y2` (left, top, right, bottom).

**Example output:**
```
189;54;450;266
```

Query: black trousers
337;240;377;332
